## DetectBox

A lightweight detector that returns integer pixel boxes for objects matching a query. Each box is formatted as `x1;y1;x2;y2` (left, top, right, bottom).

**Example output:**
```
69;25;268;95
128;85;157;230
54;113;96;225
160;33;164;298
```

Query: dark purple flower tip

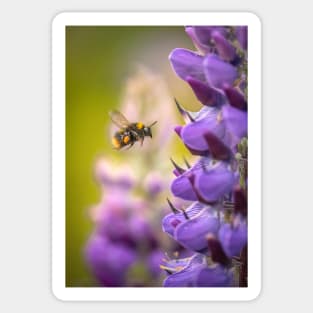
174;125;182;137
207;234;231;267
162;202;205;237
185;26;225;53
203;131;232;160
196;265;233;287
185;26;212;54
203;54;238;89
223;85;247;111
186;76;224;106
218;219;247;258
234;185;247;217
169;48;206;82
194;162;237;203
173;169;181;177
193;26;227;44
163;254;206;287
174;208;219;253
222;105;247;139
236;26;247;51
85;235;137;286
211;30;236;62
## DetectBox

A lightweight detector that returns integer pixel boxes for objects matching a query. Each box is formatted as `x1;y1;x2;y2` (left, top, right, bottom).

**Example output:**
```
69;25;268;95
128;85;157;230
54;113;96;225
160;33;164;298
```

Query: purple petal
129;216;152;242
163;254;206;287
223;85;247;111
203;54;238;89
174;125;182;136
170;158;213;200
181;108;226;152
147;250;164;278
185;26;225;54
218;220;247;257
212;31;236;62
175;124;209;156
174;208;219;253
194;163;237;202
169;48;206;82
207;234;231;266
162;202;205;237
171;173;198;201
96;211;131;243
85;235;136;286
186;76;224;106
144;172;164;196
185;26;211;53
162;213;184;237
222;105;247;139
236;26;247;51
194;26;226;44
203;132;232;160
196;265;233;287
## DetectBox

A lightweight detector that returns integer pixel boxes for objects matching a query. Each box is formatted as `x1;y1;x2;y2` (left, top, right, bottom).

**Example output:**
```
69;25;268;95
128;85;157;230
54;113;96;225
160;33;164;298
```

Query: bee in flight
109;110;157;150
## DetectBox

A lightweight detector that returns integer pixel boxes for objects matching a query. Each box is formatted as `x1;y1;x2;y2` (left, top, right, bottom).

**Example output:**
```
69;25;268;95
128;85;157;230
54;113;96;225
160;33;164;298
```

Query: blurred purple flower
147;250;165;278
144;172;164;197
85;235;137;287
86;158;170;286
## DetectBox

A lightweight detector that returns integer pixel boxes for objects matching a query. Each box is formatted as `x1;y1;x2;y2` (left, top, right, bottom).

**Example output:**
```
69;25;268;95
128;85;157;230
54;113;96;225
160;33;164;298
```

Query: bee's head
144;126;152;138
144;121;157;138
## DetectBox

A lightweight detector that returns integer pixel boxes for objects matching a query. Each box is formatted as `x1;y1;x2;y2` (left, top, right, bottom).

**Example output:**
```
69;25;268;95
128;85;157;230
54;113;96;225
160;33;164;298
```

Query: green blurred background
66;26;200;286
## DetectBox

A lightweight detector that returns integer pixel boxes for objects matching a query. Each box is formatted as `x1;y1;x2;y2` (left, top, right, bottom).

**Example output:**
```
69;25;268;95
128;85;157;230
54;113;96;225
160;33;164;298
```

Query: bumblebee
109;110;157;150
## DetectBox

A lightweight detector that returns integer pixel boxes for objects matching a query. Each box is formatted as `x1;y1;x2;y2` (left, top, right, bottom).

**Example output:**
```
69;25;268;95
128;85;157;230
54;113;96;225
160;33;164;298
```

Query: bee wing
109;110;130;129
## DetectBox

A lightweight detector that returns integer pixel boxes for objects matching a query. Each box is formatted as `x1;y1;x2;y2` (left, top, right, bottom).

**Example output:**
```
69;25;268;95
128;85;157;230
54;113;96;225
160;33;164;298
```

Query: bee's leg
140;136;144;146
125;142;134;150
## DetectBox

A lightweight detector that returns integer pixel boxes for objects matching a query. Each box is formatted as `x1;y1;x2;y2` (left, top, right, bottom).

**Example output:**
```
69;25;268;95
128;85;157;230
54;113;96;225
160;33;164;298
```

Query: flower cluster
162;26;248;287
85;67;184;287
85;161;167;286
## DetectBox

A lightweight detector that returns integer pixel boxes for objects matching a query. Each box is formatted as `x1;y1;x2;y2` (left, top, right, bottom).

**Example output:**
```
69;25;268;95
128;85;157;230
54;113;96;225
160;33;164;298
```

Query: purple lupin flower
85;159;169;287
162;201;219;253
85;234;137;287
162;25;248;287
162;254;233;287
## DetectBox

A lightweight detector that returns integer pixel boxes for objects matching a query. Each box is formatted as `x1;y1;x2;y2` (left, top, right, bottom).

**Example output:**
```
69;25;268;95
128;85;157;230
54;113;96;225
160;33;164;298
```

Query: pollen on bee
111;137;120;148
136;122;144;129
123;135;130;144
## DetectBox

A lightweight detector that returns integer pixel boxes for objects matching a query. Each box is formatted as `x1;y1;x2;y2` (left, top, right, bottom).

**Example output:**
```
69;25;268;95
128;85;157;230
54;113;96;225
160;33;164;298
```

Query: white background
0;0;312;312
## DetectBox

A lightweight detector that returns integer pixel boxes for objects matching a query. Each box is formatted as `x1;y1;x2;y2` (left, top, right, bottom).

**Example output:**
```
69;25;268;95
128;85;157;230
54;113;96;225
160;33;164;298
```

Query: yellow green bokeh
66;26;199;286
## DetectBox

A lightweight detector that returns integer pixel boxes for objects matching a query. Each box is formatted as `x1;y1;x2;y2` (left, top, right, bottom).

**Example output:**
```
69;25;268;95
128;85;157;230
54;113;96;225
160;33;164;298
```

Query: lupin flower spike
162;25;248;287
